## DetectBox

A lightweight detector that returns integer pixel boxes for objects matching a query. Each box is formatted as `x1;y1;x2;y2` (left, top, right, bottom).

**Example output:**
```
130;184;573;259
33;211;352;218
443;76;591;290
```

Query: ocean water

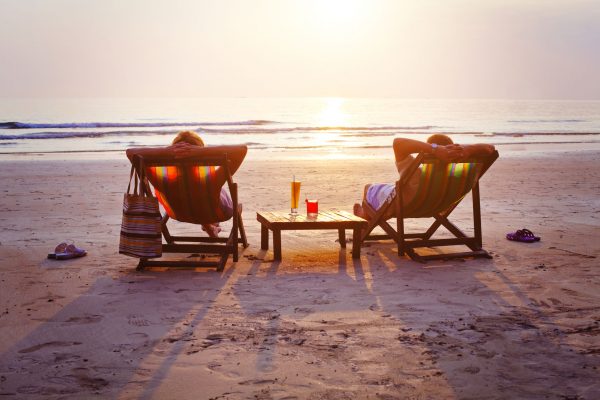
1;98;599;159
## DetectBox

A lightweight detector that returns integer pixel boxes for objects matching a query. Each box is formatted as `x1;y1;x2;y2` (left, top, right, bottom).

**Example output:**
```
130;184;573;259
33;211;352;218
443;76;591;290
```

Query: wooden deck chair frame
131;153;248;271
361;150;499;262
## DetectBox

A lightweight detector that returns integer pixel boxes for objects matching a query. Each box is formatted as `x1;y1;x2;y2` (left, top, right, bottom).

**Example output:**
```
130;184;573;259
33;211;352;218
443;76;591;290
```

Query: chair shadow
0;267;233;398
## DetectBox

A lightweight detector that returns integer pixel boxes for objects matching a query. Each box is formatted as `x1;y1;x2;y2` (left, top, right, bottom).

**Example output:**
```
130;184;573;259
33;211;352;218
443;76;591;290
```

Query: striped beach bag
119;164;162;258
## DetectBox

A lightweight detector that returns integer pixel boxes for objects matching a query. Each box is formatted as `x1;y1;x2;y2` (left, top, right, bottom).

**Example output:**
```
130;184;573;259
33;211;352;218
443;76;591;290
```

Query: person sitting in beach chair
168;131;233;238
126;131;248;271
354;135;498;262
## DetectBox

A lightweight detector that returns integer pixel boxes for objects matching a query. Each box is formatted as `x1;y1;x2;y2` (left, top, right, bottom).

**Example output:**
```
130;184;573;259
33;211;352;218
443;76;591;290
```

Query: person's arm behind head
462;143;496;158
126;145;248;175
393;137;463;163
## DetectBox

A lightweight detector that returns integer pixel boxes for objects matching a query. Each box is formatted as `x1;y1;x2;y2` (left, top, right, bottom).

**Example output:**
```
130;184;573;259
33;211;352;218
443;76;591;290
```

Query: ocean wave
265;140;600;149
2;128;599;141
197;125;437;134
508;119;586;123
0;120;277;129
0;130;180;140
475;131;600;136
0;125;436;140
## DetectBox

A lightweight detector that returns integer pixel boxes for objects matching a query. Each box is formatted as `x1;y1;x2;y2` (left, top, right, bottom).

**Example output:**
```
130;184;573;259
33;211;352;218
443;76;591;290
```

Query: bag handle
135;156;153;198
126;157;150;197
126;165;140;196
126;165;135;194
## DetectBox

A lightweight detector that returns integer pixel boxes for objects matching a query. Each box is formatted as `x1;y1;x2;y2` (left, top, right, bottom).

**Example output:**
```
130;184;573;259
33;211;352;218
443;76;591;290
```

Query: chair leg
238;207;249;248
396;186;405;256
230;227;238;262
162;216;175;244
397;216;405;256
361;200;392;242
472;183;483;249
360;219;377;243
230;184;239;263
217;253;229;272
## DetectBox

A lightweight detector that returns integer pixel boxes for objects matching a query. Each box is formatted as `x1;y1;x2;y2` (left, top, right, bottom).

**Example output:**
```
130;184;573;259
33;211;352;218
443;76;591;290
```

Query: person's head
427;134;453;146
172;130;204;146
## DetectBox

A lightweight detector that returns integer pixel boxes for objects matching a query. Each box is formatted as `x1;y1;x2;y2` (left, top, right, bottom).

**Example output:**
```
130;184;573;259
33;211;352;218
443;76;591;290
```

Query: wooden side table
256;209;368;260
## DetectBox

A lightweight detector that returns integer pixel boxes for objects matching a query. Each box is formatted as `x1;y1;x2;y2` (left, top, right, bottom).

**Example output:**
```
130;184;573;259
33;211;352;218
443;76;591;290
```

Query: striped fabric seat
403;162;481;218
146;165;229;224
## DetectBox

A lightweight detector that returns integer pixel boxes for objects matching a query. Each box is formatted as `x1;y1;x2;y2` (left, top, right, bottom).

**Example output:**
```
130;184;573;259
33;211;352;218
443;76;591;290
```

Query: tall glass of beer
290;179;301;214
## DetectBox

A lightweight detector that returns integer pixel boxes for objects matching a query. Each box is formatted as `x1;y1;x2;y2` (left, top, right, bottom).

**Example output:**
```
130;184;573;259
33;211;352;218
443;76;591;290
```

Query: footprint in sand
18;341;82;354
53;352;81;363
293;307;313;316
548;297;563;306
464;366;480;374
72;368;109;390
238;379;278;385
561;288;581;297
206;361;227;373
127;332;149;340
17;385;78;396
127;315;150;326
64;314;103;324
46;368;109;391
313;297;331;305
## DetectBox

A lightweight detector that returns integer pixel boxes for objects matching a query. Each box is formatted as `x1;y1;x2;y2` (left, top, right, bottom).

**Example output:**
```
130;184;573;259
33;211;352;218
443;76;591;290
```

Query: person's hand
169;142;198;158
435;144;464;162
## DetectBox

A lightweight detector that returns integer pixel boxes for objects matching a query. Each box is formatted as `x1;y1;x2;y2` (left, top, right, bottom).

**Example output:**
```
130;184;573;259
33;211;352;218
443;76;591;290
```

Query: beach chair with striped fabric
126;145;248;271
360;150;499;262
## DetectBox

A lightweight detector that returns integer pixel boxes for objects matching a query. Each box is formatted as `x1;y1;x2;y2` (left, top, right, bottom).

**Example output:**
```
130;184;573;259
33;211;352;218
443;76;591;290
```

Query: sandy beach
0;146;599;399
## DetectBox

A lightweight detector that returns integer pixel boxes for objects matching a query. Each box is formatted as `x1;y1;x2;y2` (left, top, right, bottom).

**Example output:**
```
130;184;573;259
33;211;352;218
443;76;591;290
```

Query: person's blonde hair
172;130;204;146
427;134;453;146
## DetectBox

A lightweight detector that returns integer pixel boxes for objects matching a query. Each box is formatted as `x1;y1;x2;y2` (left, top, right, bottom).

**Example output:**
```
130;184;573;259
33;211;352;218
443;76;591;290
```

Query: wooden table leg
273;229;282;260
352;227;361;258
338;229;346;248
261;224;269;250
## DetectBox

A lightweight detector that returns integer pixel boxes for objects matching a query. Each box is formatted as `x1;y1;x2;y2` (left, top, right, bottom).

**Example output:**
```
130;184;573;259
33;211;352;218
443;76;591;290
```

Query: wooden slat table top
257;209;367;229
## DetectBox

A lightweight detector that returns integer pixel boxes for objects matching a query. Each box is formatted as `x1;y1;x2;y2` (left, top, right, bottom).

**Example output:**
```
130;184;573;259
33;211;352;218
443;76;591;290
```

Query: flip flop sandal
506;228;541;243
47;242;69;259
521;228;541;241
55;244;87;260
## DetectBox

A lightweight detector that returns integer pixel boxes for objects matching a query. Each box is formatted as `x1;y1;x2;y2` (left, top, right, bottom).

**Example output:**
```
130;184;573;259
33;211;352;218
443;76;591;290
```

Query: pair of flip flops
506;228;541;243
47;242;87;260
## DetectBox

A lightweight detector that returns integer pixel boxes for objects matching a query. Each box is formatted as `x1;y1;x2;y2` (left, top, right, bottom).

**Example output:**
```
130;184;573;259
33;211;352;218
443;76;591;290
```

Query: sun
310;0;366;32
315;0;362;22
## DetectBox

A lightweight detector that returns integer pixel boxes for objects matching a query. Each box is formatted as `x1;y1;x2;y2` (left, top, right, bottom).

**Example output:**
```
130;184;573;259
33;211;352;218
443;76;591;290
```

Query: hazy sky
1;0;599;99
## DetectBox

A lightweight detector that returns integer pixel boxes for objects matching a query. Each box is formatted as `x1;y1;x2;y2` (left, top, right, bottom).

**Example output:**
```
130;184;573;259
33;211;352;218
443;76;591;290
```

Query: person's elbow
393;138;410;153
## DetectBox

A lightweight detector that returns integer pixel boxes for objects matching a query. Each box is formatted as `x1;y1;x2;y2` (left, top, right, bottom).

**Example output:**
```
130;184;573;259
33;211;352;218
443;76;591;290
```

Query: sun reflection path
307;98;353;150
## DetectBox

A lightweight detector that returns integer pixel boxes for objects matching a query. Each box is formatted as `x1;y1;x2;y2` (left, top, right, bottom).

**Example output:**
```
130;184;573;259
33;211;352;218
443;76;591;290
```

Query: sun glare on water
305;98;351;151
317;98;349;127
